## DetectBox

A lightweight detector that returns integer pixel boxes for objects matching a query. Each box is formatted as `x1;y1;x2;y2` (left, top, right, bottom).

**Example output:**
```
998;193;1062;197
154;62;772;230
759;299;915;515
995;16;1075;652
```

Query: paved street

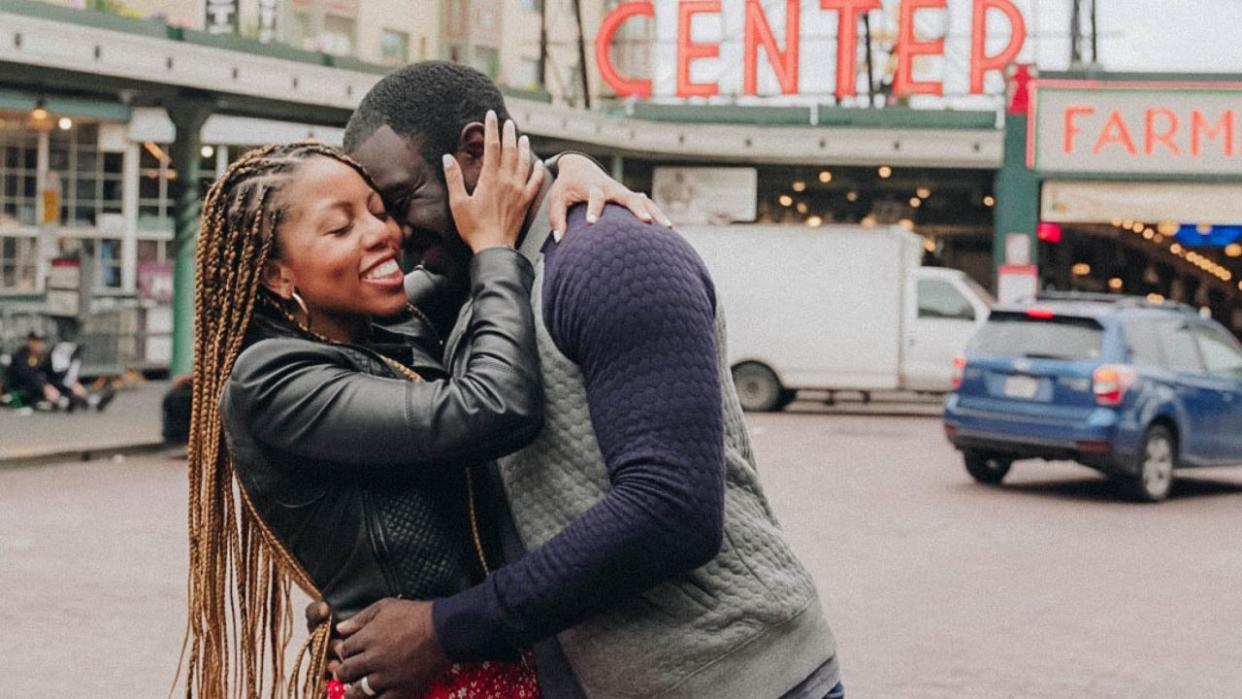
4;409;1242;697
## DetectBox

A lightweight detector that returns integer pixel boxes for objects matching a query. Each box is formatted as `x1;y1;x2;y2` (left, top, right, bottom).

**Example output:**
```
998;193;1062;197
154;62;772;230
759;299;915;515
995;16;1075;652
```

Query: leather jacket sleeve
226;247;543;472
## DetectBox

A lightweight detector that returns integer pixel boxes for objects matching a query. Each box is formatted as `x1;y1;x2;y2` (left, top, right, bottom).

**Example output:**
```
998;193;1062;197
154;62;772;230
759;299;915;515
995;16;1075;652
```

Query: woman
182;123;659;699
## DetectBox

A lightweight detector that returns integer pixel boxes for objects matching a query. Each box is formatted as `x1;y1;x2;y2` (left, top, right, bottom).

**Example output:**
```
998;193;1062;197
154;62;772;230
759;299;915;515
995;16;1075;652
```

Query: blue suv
944;294;1242;502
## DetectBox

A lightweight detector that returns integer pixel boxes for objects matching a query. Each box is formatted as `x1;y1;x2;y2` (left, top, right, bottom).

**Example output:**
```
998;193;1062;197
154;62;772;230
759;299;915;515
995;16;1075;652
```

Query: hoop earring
289;289;311;328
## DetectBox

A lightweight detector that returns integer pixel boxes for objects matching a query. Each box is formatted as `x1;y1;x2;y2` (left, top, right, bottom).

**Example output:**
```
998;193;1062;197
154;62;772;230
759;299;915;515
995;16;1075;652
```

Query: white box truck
679;225;993;411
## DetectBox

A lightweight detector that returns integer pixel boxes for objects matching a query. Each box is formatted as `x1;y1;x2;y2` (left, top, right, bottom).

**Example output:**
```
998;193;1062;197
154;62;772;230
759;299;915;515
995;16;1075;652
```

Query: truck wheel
964;450;1012;484
1123;425;1176;503
732;363;785;412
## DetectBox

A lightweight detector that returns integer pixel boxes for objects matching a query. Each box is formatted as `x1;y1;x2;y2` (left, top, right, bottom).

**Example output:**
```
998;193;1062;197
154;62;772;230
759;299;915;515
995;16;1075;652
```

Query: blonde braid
177;142;379;699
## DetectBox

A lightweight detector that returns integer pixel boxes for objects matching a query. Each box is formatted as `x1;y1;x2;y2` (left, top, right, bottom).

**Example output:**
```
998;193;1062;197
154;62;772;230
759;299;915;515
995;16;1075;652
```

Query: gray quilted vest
479;194;837;699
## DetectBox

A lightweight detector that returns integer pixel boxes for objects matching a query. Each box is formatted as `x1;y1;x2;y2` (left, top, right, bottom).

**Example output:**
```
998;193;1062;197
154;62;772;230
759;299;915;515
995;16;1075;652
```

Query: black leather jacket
221;248;543;619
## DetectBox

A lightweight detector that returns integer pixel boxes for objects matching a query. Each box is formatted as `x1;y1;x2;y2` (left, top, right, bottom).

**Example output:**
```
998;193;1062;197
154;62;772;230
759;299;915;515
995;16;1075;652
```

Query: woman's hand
444;110;545;253
548;153;672;239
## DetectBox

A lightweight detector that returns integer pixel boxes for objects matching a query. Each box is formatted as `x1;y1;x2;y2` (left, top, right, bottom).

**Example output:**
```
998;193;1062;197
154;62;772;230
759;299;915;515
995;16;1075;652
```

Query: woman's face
263;156;408;340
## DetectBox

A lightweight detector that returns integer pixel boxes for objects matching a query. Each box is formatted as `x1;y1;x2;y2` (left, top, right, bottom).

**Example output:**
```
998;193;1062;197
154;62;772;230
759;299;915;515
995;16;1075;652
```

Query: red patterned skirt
421;654;540;699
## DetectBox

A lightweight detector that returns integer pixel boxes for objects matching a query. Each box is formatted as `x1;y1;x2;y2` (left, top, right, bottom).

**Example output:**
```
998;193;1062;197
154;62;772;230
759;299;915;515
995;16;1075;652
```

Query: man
4;331;112;412
325;61;842;699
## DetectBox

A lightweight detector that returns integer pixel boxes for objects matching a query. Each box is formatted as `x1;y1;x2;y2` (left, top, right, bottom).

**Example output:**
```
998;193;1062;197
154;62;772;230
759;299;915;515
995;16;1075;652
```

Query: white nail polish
553;229;563;242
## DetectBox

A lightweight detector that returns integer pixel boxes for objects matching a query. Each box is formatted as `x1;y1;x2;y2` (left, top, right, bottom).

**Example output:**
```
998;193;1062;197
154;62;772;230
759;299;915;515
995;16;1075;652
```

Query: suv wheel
964;450;1012;484
732;363;785;412
1124;425;1176;503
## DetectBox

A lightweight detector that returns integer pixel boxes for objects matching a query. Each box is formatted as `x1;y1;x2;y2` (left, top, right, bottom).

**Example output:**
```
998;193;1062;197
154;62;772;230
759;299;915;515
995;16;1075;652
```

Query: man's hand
548;153;672;238
335;599;450;699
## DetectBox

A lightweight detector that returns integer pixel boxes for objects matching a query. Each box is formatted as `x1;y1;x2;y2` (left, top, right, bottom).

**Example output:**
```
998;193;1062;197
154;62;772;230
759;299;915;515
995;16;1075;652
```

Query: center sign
595;0;1027;100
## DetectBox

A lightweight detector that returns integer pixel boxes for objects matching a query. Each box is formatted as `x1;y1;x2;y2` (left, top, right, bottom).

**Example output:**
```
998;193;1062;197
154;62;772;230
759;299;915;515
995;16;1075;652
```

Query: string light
983;195;995;207
909;197;921;208
846;191;859;202
796;202;808;214
779;194;793;207
806;215;824;228
57;117;72;130
916;187;931;199
878;166;892;179
792;180;807;192
1071;263;1091;276
1108;278;1123;291
201;145;215;159
818;170;833;183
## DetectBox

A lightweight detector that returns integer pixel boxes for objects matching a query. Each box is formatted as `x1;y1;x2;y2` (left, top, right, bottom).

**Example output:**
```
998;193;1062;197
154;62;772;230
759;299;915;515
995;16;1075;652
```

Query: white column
35;130;49;224
121;141;140;294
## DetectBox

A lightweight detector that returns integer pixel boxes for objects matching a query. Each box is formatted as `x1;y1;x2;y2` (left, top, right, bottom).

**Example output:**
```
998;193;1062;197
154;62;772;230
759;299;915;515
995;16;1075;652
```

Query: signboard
205;0;239;35
1031;81;1242;175
596;0;1028;100
1041;181;1242;226
652;167;758;225
137;262;175;303
997;264;1037;305
46;258;81;318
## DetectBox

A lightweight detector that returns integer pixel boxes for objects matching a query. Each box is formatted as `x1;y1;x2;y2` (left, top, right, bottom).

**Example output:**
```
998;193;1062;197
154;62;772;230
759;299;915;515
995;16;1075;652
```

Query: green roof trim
500;85;553;104
1040;70;1242;83
0;0;401;76
0;0;167;38
816;106;997;130
0;88;131;122
629;102;813;125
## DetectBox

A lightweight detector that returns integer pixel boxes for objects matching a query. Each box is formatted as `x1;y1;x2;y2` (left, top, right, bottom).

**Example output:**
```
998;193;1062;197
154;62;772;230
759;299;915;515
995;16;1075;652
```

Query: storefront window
381;29;409;67
48;123;122;229
0;234;39;292
138;141;173;232
0;127;39;226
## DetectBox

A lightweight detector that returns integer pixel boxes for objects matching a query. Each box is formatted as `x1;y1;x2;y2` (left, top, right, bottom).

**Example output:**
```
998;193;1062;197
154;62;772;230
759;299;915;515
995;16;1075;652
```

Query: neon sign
595;0;1027;100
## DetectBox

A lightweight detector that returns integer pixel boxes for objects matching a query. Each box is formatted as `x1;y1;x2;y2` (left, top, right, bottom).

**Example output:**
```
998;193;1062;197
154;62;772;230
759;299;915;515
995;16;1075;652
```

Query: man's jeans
826;682;845;699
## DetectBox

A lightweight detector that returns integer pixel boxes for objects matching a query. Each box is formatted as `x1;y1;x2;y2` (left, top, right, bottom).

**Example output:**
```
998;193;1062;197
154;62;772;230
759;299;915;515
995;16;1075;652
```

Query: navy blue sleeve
432;205;726;660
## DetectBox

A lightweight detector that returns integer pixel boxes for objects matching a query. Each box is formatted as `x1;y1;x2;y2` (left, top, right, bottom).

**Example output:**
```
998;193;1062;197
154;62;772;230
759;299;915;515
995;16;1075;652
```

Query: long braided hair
180;142;377;699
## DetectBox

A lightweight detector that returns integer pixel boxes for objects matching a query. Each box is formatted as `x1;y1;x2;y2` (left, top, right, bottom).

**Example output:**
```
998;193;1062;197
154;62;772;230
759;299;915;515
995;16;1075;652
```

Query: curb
0;440;171;470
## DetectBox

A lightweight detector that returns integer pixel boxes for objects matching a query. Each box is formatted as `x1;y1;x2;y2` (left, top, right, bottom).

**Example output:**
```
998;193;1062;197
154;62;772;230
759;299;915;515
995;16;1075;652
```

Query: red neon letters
596;0;1026;99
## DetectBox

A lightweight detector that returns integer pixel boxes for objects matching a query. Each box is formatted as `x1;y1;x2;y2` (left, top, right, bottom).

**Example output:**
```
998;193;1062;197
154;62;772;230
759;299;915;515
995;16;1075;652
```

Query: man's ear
261;259;294;300
456;121;485;166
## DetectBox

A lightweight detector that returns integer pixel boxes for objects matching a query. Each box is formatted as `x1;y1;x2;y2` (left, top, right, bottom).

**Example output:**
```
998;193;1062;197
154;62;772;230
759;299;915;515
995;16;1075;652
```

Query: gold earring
289;289;309;319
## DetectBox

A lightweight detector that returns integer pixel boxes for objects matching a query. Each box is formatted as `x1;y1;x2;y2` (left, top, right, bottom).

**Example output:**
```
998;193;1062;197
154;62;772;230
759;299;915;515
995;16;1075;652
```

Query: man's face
27;338;46;354
351;125;479;276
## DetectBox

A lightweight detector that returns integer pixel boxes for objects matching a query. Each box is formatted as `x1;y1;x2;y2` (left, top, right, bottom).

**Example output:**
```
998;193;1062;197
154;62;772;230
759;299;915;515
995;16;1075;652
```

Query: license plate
1004;375;1040;399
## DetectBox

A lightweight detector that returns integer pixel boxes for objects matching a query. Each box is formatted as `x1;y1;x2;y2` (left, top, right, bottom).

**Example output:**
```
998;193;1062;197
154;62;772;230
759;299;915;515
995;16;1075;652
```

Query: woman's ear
261;259;293;299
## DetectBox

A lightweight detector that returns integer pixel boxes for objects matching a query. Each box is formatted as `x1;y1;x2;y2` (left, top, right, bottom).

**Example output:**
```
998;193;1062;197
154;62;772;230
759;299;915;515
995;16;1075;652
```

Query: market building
3;0;1241;378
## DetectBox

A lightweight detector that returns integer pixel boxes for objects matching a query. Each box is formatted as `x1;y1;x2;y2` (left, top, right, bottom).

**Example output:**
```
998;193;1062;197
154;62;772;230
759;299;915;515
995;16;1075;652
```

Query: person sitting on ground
3;331;115;412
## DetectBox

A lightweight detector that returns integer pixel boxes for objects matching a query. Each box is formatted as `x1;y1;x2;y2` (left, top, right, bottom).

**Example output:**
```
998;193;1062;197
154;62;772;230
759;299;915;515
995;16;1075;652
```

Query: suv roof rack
1023;290;1199;314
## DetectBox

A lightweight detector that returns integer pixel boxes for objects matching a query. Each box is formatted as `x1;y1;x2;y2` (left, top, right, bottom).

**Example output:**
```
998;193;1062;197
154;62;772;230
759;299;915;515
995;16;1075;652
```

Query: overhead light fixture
878;166;892;179
796;202;808;214
779;194;793;207
818;170;833;184
1071;262;1091;276
31;98;48;121
1108;278;1123;291
57;117;72;130
1226;243;1241;257
201;145;215;159
916;187;931;199
792;180;807;192
909;197;921;208
846;191;859;202
983;195;995;207
1147;293;1165;303
806;215;824;228
898;218;915;231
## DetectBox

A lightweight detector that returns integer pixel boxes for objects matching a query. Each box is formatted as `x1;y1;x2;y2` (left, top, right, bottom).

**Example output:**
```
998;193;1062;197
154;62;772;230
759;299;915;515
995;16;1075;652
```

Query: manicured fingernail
442;154;455;170
486;110;496;121
553;229;563;242
587;213;598;224
661;218;673;227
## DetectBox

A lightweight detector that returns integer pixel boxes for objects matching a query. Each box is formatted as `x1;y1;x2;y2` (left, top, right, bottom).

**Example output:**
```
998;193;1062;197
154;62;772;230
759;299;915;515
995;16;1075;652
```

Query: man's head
344;61;513;273
25;331;46;354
